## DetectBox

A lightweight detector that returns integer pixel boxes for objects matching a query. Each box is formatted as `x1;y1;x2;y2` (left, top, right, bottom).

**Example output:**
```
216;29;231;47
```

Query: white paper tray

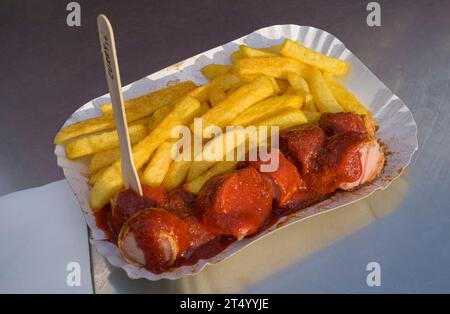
55;24;418;280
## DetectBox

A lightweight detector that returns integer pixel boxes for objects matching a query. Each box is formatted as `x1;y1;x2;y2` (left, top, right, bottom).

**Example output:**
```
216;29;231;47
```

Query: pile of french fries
54;38;373;210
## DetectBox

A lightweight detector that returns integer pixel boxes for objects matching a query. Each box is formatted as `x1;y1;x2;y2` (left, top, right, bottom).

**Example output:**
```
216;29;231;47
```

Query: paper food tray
55;24;418;280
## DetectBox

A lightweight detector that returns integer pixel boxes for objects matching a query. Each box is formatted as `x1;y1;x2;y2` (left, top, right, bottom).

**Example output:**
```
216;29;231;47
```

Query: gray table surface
1;0;450;293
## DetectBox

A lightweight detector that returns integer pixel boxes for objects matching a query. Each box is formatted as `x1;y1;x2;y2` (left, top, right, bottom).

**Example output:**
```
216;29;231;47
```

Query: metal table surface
1;0;450;293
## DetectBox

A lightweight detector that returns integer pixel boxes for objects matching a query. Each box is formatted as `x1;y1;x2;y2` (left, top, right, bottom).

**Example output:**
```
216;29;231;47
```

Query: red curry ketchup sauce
94;112;381;274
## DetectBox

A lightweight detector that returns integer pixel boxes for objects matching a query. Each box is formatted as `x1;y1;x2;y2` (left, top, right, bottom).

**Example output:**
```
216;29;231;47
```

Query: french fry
305;95;316;109
262;44;282;54
90;96;201;210
208;74;241;92
239;45;278;58
303;110;322;124
286;89;316;111
233;56;310;80
231;50;244;63
201;64;231;80
188;88;293;182
362;114;377;138
303;94;316;112
234;73;259;82
276;79;290;94
99;81;196;114
88;167;107;185
209;85;227;107
287;72;317;112
257;108;308;130
66;124;148;159
89;103;176;171
90;147;122;173
162;159;192;190
54;81;196;144
200;75;278;131
323;74;375;135
186;126;250;182
308;67;343;113
185;161;238;194
230;95;303;126
280;39;349;76
198;102;211;115
287;72;310;94
129;116;151;126
188;104;306;182
226;81;245;95
283;86;297;95
142;141;175;186
187;160;215;182
322;74;371;116
188;74;241;103
147;104;175;131
188;84;209;103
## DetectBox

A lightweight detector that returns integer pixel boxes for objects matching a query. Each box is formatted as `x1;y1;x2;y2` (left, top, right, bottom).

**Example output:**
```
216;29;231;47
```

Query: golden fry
262;44;282;54
280;39;349;76
287;72;317;112
283;86;297;95
230;95;303;126
209;85;227;107
233;56;310;80
187;126;249;182
231;50;244;63
239;45;278;58
188;107;308;183
323;74;375;136
200;75;278;131
188;90;296;182
66;124;147;159
303;110;322;124
99;81;196;114
198;102;211;115
303;94;317;112
287;72;310;93
147;104;175;131
142;141;175;186
308;67;343;113
90;96;201;210
88;167;107;185
90;147;122;173
186;160;215;182
185;161;238;194
162;159;192;190
276;79;290;94
226;81;245;95
54;81;195;144
322;74;371;116
188;74;240;103
201;64;231;80
257;108;308;130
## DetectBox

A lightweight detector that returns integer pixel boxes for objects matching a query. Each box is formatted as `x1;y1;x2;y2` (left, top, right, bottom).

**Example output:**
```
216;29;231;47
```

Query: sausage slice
197;167;274;240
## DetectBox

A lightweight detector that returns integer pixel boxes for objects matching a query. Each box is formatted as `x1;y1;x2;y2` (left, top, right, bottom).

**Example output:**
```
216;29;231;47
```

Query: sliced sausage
118;208;189;274
338;138;385;190
248;149;306;209
197;167;274;240
314;132;369;194
167;188;197;219
280;125;327;175
319;112;367;136
167;188;215;251
142;185;169;208
109;186;169;237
